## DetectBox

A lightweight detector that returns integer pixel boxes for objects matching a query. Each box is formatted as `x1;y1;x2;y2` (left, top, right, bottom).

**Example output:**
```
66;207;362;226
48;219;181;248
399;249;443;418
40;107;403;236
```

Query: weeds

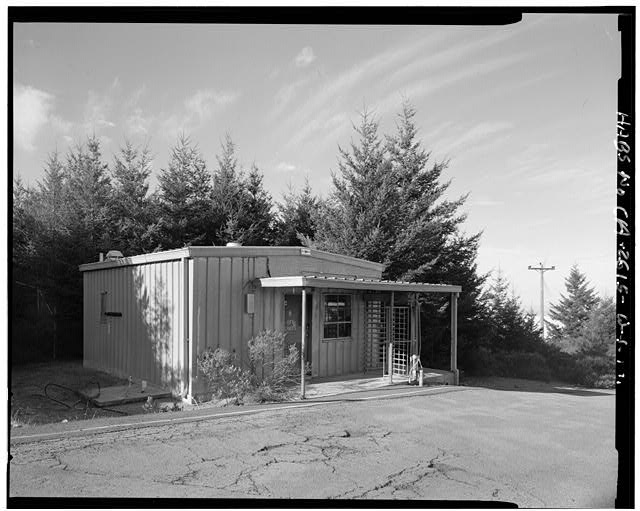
197;348;253;405
248;330;299;402
11;408;32;428
197;330;300;406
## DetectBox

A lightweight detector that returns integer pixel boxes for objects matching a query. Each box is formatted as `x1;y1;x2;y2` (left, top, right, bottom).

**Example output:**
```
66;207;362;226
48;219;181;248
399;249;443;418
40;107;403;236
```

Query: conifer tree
312;109;399;262
576;296;615;358
484;270;543;353
236;164;275;246
275;178;319;246
110;140;157;255
384;100;469;282
547;265;599;351
37;151;68;230
212;134;245;245
65;136;113;256
32;152;73;306
12;175;37;270
157;134;214;248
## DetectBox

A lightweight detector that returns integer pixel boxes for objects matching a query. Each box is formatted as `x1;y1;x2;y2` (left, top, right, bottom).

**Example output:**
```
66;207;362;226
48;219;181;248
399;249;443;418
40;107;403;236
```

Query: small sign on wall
286;319;297;331
245;293;255;314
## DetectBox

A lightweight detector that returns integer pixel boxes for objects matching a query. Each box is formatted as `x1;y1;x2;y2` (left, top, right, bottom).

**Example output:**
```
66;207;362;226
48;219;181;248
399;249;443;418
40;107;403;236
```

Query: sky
12;14;621;325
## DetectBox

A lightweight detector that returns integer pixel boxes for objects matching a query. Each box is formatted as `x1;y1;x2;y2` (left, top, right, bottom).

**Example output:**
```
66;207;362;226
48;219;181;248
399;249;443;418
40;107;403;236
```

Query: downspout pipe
301;287;307;399
182;255;192;402
450;292;459;385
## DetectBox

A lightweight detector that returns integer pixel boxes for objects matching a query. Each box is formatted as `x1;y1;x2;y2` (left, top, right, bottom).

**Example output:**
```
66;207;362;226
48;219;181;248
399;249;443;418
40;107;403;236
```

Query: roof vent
105;250;124;261
226;242;242;248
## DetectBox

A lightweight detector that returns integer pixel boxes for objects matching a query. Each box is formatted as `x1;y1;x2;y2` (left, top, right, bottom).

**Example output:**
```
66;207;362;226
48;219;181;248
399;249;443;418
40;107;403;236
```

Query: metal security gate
364;300;386;372
365;301;412;377
390;306;411;377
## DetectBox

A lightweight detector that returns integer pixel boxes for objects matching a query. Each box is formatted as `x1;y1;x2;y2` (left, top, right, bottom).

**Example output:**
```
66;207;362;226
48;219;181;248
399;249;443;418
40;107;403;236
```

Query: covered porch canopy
259;275;462;398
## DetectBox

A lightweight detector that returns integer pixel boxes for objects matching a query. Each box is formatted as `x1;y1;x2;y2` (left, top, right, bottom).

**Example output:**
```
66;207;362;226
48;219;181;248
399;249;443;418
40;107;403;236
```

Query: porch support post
389;291;395;383
301;287;307;399
450;292;459;385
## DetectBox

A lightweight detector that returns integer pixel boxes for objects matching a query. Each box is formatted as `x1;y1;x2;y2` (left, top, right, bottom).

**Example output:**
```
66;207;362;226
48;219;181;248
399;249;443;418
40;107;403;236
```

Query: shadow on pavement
460;377;613;397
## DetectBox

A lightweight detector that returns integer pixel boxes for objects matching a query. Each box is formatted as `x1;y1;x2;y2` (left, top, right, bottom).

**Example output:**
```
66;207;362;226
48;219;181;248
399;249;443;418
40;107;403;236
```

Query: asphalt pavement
8;384;616;505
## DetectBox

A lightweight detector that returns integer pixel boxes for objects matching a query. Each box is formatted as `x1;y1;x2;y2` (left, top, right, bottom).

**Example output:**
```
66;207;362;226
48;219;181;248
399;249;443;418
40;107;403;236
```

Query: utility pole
528;262;555;339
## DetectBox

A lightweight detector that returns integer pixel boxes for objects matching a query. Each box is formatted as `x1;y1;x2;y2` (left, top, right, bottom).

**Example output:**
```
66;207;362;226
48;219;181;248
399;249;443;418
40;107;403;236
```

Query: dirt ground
10;361;158;426
9;383;616;505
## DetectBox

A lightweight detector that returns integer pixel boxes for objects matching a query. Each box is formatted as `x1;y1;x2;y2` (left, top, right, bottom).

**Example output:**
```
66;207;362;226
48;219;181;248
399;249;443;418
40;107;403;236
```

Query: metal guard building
80;246;461;400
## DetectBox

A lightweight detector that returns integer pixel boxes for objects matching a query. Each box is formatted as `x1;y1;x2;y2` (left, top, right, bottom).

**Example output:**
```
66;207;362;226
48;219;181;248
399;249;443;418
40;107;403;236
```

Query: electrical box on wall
245;293;255;314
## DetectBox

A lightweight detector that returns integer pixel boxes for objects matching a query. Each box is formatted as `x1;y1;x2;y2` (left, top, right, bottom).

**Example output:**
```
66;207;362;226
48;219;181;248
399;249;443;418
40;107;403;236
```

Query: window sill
321;337;352;342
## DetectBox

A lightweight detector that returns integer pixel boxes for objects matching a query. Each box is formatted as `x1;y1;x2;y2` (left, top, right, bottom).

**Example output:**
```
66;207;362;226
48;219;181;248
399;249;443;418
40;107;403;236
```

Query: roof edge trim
259;276;462;294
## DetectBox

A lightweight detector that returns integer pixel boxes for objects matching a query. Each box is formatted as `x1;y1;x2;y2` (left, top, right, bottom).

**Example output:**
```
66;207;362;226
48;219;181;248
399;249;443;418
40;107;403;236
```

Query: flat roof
79;246;384;272
259;275;461;294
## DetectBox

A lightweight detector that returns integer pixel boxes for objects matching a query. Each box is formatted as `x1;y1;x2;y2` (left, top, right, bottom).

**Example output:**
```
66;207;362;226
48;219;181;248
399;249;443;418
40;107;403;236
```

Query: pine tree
235;164;275;246
313;109;399;262
484;270;543;353
13;175;36;267
575;296;615;358
384;100;468;282
110;140;157;255
32;151;73;302
547;265;599;352
37;151;68;230
311;103;489;370
65;135;113;259
157;134;214;248
211;134;245;245
275;178;319;246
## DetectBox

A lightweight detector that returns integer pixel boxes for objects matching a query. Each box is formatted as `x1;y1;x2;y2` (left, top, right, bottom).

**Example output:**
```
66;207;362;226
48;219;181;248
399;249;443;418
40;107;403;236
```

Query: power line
528;262;555;339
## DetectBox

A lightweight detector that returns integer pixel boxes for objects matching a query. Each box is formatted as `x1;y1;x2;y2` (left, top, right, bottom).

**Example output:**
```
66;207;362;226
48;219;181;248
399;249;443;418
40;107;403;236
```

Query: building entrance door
284;294;312;370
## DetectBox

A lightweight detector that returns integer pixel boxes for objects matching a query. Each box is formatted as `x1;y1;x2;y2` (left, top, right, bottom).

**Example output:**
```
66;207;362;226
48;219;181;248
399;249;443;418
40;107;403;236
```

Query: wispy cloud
269;76;313;120
160;88;239;139
432;120;513;158
276;161;296;173
525;166;597;186
126;107;152;137
123;85;153;138
295;46;316;67
288;111;350;150
373;52;527;118
387;28;520;89
277;32;448;148
184;89;238;122
84;89;116;130
470;198;505;207
279;31;524;151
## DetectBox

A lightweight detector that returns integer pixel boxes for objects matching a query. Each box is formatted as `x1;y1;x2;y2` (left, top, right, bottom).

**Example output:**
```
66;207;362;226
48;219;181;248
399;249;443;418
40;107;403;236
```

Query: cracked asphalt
9;385;616;505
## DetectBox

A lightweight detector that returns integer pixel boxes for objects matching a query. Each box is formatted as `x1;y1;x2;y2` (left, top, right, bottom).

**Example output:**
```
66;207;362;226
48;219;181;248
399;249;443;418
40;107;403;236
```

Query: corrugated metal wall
189;256;287;393
83;250;383;396
83;259;184;393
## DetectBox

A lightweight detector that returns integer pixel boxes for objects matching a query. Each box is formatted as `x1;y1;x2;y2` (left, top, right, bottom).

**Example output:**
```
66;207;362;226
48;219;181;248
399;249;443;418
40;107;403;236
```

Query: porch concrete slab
79;382;172;407
305;368;453;399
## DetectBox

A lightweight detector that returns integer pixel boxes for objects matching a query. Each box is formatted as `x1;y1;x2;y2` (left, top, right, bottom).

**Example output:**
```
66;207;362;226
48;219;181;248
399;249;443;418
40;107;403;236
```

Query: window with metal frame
323;294;352;339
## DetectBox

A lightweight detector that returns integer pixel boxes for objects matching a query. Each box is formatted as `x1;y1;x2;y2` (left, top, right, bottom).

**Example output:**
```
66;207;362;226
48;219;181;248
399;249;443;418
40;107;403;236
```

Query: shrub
461;348;552;381
197;348;253;404
248;330;300;402
460;346;493;376
497;351;552;382
571;355;615;388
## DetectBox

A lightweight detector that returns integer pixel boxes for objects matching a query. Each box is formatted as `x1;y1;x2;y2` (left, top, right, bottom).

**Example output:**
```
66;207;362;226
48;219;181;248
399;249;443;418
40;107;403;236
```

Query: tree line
12;101;613;387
